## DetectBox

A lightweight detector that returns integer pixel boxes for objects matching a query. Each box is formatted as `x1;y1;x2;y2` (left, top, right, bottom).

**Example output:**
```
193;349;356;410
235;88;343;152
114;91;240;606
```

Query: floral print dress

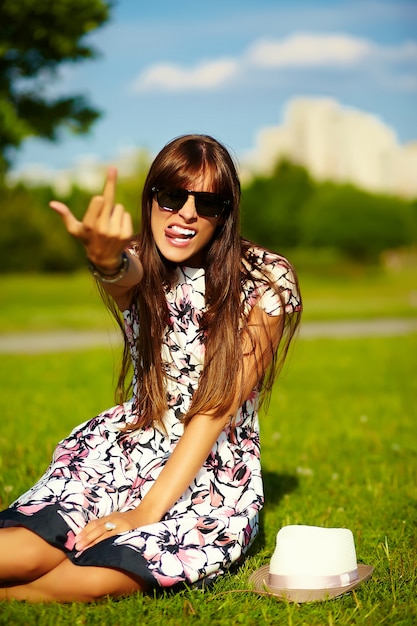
0;248;300;589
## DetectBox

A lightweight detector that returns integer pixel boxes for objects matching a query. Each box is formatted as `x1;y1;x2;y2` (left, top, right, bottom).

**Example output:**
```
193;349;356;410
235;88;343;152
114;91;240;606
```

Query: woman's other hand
74;508;154;552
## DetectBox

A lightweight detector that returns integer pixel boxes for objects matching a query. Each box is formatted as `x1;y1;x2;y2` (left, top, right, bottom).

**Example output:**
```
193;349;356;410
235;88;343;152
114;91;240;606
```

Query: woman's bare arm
74;306;282;550
134;306;282;522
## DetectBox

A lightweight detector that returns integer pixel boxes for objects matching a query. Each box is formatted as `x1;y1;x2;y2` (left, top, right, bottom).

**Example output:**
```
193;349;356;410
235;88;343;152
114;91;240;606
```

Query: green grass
0;333;416;624
0;272;111;333
1;263;417;333
299;267;417;321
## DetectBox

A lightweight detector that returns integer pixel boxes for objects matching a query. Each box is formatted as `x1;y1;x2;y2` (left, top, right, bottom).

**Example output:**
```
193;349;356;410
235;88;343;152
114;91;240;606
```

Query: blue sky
12;0;417;174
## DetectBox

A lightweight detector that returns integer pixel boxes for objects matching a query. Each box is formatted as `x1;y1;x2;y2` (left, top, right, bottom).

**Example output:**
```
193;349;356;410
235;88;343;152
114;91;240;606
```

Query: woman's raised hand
49;167;134;270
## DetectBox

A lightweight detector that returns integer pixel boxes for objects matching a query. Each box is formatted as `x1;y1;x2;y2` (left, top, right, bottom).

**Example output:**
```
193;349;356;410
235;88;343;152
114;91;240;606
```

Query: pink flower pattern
0;248;301;589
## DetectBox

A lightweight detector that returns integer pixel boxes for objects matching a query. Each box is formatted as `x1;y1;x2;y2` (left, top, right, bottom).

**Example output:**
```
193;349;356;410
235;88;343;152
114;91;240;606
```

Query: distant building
242;98;417;199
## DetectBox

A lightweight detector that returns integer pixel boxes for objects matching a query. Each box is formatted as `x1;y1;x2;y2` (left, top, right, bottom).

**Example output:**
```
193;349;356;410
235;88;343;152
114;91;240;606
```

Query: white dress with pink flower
0;248;300;589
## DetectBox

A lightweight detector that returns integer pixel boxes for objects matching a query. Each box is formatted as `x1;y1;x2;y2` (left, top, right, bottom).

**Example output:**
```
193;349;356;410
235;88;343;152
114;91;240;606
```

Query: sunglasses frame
151;187;229;218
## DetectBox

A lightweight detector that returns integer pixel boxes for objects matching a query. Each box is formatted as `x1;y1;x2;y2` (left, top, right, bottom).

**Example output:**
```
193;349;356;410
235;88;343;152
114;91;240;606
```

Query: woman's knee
0;527;65;580
43;562;145;602
82;566;144;601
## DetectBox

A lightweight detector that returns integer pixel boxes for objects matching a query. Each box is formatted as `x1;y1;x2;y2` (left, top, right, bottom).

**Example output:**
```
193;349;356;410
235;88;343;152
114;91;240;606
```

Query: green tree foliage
299;183;416;262
241;160;416;263
241;160;314;250
0;0;112;173
0;184;87;271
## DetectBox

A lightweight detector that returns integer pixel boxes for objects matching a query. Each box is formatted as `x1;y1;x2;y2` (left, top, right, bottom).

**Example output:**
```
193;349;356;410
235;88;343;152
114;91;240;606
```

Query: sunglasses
152;187;229;218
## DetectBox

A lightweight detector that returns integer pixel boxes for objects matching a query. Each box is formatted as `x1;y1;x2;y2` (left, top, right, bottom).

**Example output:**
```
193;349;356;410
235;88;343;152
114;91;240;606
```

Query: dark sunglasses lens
157;189;187;211
194;193;223;217
156;189;225;217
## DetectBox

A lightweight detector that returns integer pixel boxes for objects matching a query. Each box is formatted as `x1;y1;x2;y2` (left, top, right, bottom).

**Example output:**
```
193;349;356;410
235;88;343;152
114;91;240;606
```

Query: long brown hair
107;134;301;430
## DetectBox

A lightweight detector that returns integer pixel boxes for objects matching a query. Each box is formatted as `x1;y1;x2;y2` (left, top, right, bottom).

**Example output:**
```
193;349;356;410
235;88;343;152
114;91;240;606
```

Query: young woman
0;134;301;602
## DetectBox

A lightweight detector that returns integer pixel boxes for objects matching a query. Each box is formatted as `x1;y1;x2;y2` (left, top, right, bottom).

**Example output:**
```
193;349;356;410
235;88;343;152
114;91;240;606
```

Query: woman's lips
165;224;197;246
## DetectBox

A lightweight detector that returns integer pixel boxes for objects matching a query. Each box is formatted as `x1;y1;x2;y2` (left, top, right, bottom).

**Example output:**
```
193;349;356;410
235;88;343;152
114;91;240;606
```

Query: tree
299;183;415;262
0;0;112;173
241;159;314;250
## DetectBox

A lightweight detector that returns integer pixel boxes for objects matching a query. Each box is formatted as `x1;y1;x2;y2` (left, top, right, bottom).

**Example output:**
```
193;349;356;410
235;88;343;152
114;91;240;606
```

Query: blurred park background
0;0;416;278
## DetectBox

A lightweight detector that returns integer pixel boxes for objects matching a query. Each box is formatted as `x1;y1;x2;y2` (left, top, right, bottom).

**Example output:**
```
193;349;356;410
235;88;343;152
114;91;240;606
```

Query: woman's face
150;172;224;267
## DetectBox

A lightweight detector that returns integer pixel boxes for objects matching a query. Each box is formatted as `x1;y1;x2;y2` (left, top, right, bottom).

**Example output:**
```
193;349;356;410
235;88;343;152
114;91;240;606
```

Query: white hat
249;525;373;603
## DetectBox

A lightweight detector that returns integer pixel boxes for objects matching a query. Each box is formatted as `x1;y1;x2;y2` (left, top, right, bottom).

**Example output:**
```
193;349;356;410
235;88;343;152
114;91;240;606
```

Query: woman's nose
177;196;198;221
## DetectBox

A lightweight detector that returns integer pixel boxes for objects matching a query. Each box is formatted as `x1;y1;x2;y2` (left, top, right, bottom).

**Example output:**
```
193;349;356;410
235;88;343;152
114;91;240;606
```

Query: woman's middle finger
84;168;119;229
100;166;118;219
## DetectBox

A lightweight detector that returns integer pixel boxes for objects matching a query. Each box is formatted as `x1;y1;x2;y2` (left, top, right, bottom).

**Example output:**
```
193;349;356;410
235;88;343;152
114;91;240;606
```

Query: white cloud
381;73;417;92
374;40;417;63
398;75;417;91
129;32;417;94
246;33;372;67
131;58;238;92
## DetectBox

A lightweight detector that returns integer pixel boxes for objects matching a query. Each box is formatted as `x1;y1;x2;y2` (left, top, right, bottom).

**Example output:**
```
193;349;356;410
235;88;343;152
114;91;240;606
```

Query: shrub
241;160;314;250
299;183;415;262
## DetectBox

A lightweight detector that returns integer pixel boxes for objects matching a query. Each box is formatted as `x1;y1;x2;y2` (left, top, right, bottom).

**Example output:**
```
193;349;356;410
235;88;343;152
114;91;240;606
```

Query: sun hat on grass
249;525;373;603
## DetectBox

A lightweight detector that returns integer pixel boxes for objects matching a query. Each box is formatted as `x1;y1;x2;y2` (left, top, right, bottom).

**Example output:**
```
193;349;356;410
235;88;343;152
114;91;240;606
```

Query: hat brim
248;563;374;603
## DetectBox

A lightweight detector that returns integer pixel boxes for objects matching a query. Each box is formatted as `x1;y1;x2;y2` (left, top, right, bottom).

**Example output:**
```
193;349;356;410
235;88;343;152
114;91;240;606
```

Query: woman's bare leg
0;558;145;603
0;528;66;582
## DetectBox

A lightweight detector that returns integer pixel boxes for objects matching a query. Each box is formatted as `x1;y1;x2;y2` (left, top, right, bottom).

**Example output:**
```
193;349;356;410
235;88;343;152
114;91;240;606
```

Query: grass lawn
1;264;417;333
0;330;416;624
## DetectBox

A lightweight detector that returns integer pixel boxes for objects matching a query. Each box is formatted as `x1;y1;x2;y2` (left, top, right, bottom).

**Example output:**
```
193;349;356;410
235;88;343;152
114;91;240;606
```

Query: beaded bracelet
88;251;129;283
